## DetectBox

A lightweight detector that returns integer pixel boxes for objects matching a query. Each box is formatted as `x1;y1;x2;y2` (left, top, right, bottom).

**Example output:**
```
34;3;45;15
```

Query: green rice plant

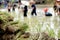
48;29;55;38
19;23;29;32
58;29;60;39
0;11;29;40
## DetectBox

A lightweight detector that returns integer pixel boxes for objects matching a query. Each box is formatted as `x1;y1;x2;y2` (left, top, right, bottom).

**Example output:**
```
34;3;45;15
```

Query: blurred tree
45;0;54;4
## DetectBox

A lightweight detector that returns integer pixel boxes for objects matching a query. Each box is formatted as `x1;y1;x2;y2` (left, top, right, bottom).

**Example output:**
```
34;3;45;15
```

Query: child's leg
8;9;10;12
24;11;27;17
31;11;34;16
35;11;37;16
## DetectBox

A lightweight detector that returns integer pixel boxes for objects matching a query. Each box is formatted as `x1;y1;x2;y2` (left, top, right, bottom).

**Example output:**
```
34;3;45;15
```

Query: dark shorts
8;9;10;12
24;11;27;17
31;10;37;16
45;13;52;16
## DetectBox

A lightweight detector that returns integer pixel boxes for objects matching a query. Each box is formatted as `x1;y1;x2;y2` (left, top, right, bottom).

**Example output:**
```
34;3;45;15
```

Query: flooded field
13;7;60;40
0;5;60;40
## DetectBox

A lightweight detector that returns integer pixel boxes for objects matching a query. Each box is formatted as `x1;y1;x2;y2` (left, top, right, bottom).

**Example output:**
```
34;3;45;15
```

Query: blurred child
23;5;28;17
8;5;11;12
53;2;57;12
12;4;17;11
44;8;52;16
18;0;21;9
56;0;60;15
31;4;37;16
7;2;11;12
57;4;60;15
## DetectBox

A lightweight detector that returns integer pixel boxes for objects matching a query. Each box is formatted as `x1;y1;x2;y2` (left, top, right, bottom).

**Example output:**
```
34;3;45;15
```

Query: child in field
53;2;57;12
55;0;60;15
57;4;60;15
44;8;52;16
31;4;37;16
23;5;28;17
12;4;17;11
7;2;11;12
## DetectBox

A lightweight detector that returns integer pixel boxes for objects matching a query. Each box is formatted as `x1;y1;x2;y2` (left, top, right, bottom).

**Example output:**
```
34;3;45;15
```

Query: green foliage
0;11;14;22
0;11;28;32
58;29;60;38
0;11;29;40
48;29;55;38
22;23;28;30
